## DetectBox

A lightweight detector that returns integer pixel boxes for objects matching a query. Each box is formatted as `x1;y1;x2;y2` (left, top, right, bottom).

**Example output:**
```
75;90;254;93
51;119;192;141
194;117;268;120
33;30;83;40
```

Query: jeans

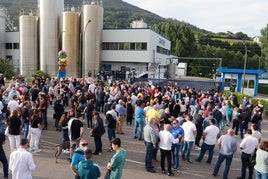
226;113;232;125
133;120;144;139
23;122;29;139
181;141;194;161
172;144;181;168
0;113;3;133
93;136;102;154
0;149;8;178
213;153;233;179
108;128;116;141
239;124;248;139
145;141;154;171
255;170;268;179
30;127;41;151
240;152;253;179
160;148;172;173
62;129;69;142
196;142;215;163
8;135;20;152
257;120;262;132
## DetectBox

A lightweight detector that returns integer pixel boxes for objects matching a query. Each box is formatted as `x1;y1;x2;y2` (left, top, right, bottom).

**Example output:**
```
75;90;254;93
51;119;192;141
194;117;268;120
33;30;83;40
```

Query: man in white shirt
159;124;179;176
195;118;220;163
237;129;258;179
181;114;197;163
9;139;35;179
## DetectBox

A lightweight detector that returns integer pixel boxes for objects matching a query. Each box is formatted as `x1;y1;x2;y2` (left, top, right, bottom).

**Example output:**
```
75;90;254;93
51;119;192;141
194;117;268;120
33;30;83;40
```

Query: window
13;43;19;49
102;42;147;51
6;43;12;49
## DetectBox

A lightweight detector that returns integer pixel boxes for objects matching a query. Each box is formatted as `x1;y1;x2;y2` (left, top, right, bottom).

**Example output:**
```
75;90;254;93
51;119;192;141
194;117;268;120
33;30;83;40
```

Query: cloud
123;0;268;37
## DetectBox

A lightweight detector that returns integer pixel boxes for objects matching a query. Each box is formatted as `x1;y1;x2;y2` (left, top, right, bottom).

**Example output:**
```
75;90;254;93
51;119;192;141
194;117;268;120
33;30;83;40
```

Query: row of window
102;42;147;50
157;45;170;55
6;43;19;50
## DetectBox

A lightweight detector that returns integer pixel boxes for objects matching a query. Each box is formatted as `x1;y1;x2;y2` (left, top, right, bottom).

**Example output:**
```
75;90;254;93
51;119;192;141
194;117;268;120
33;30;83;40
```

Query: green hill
0;0;205;32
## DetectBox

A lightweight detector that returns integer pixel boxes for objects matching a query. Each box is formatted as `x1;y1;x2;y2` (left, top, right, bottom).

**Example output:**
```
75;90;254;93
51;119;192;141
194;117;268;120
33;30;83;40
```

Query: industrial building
0;0;172;79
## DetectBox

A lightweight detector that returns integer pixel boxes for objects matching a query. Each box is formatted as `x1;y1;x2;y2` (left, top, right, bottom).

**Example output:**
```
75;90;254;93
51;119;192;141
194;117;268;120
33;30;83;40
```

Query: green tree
152;21;196;56
0;58;15;79
261;24;268;68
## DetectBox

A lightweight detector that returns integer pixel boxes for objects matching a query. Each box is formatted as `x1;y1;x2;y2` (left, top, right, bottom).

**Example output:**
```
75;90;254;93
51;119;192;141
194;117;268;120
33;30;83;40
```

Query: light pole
242;42;247;94
81;20;91;77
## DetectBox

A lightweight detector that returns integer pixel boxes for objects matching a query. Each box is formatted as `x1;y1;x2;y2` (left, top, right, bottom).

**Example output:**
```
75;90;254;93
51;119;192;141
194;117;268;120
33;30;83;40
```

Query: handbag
104;169;111;179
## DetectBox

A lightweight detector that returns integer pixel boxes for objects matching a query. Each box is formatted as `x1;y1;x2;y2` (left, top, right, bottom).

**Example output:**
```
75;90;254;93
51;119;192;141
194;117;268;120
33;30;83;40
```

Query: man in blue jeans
213;129;237;179
170;119;184;169
133;100;145;140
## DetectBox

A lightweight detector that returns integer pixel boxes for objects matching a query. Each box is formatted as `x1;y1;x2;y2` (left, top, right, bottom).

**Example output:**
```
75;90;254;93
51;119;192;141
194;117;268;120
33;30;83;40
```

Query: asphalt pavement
1;106;267;179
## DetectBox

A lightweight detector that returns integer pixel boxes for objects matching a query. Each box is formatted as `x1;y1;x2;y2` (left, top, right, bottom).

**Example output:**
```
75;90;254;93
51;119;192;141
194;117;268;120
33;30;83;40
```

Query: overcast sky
123;0;267;37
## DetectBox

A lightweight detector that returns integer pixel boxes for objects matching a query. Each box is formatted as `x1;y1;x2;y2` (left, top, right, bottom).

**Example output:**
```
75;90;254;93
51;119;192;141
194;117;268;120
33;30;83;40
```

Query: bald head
227;129;234;136
164;124;171;131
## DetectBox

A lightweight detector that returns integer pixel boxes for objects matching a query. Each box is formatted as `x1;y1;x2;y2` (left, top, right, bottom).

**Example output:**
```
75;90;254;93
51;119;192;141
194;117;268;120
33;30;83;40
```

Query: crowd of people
0;75;267;178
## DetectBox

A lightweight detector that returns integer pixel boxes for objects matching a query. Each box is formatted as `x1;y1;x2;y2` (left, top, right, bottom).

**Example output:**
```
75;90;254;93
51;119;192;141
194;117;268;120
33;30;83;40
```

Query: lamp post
242;43;247;94
81;20;91;77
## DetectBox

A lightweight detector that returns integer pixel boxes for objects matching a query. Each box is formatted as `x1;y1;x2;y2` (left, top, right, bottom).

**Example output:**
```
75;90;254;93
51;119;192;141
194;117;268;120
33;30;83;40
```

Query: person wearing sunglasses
70;139;88;179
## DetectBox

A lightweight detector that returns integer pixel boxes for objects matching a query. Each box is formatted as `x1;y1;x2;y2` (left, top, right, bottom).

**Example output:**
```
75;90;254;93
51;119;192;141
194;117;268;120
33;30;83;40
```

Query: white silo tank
0;8;6;59
82;3;103;78
19;14;38;78
62;10;81;78
39;0;63;77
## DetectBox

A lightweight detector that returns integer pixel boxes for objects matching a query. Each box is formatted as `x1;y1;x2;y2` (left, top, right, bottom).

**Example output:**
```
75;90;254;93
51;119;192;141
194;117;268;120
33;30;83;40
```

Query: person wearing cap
9;139;35;179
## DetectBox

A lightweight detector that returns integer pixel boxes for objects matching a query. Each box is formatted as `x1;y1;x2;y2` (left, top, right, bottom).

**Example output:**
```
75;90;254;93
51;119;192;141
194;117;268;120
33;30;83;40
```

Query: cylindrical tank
82;3;103;78
62;10;80;78
0;8;6;59
167;63;176;79
39;0;63;77
19;14;38;78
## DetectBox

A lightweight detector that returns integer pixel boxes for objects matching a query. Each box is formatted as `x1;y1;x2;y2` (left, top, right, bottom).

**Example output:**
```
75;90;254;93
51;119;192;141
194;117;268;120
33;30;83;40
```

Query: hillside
0;0;205;32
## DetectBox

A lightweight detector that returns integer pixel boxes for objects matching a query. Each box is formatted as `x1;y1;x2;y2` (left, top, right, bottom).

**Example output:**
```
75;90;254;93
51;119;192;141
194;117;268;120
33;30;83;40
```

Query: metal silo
0;7;6;59
82;1;103;78
39;0;63;77
19;14;38;78
62;9;80;78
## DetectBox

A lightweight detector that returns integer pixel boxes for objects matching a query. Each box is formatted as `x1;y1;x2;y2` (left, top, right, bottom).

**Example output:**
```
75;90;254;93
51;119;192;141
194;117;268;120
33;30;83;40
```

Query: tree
152;21;196;56
0;58;15;79
261;24;268;68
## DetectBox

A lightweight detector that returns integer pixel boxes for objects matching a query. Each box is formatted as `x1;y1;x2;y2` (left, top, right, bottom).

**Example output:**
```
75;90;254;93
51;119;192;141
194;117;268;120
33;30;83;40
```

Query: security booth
218;68;264;96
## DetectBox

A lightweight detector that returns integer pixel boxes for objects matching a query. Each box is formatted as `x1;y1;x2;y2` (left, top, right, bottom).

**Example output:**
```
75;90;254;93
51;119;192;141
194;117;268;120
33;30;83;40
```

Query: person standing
21;101;31;139
70;139;88;179
170;119;184;169
115;99;126;134
133;100;145;140
181;114;197;163
159;124;179;176
68;111;84;160
9;139;35;179
213;129;238;179
90;111;105;155
37;92;48;130
53;95;64;131
107;138;126;179
195;118;220;164
237;129;258;179
7;109;21;152
0;99;4;133
106;105;117;152
144;119;157;173
194;110;204;149
254;140;268;179
77;148;101;179
0;132;8;179
29;109;43;153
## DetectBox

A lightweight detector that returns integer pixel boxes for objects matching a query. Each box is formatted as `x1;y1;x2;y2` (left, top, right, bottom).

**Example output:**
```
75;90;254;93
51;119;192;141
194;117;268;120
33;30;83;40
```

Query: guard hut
218;68;264;96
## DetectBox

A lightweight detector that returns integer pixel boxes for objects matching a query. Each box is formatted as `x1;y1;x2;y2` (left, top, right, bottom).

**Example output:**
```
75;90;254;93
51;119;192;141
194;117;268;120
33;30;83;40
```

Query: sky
123;0;268;37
